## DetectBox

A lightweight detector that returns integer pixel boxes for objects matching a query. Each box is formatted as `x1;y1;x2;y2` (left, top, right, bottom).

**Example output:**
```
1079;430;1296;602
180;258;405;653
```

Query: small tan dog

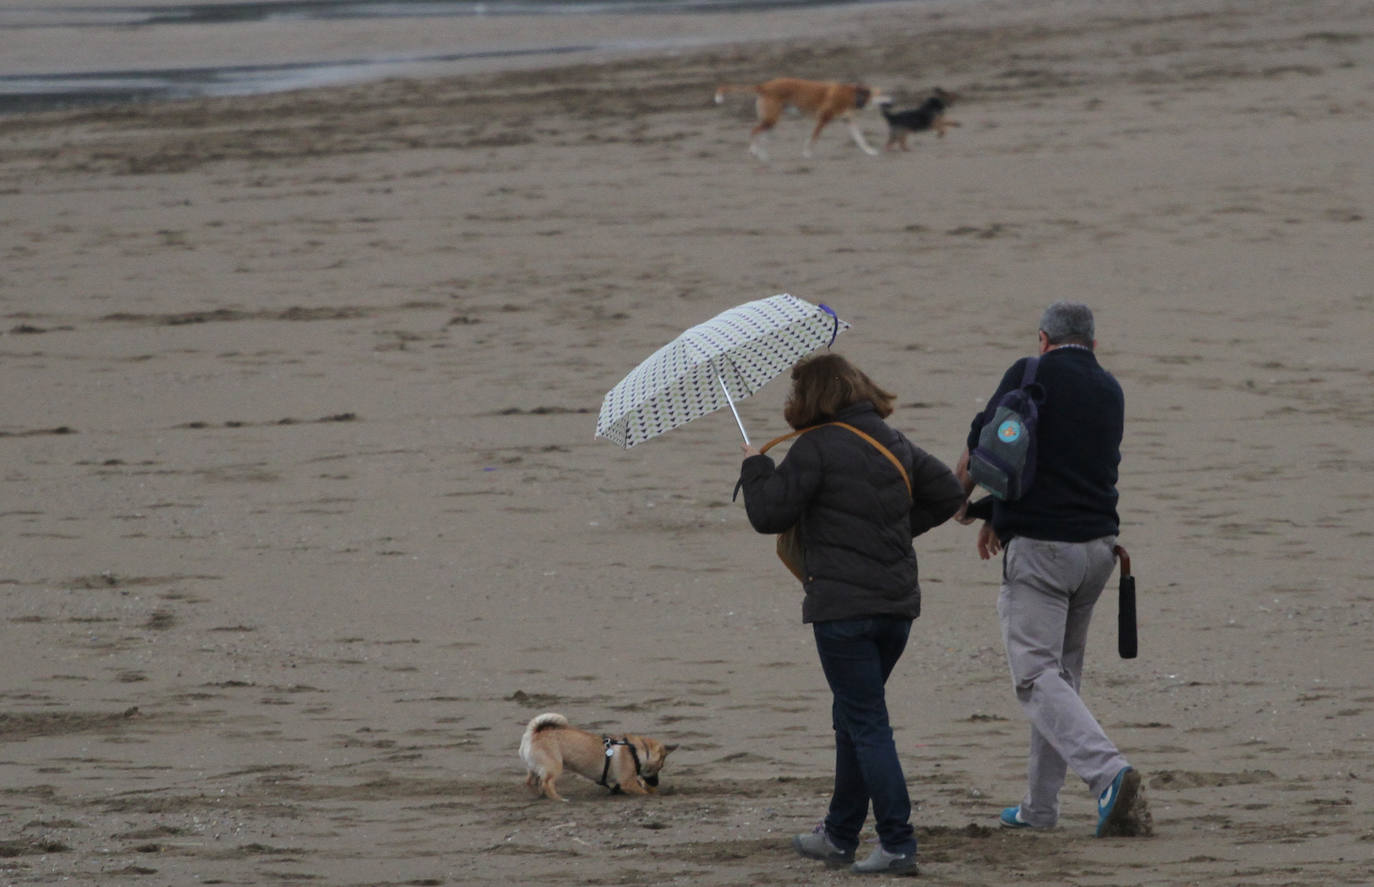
713;77;889;161
520;712;676;801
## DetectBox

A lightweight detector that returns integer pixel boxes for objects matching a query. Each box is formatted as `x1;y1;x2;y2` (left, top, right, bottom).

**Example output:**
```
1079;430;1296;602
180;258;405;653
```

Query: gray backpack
969;358;1043;500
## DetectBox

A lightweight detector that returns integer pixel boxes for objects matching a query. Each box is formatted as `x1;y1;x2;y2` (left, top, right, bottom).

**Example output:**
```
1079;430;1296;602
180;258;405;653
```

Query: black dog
878;88;960;151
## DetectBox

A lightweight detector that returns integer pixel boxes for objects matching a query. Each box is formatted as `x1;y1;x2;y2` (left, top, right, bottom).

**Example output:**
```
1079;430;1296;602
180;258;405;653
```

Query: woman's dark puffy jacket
738;401;964;623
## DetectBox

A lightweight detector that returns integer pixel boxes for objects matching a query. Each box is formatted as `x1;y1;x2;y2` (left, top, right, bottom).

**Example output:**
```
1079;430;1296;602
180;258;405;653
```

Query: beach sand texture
1;0;1372;884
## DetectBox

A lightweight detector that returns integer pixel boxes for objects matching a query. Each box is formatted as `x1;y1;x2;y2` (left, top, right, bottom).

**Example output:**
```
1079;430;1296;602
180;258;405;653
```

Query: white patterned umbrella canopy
596;293;851;448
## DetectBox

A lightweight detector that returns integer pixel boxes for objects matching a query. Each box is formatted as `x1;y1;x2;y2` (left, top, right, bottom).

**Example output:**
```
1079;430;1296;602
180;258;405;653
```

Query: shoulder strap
758;426;812;455
733;427;813;504
831;422;912;498
757;421;913;498
1021;356;1040;387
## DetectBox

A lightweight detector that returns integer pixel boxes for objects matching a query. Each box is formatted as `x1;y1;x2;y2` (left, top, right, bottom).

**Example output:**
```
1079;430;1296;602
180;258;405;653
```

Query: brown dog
520;712;675;801
714;77;889;161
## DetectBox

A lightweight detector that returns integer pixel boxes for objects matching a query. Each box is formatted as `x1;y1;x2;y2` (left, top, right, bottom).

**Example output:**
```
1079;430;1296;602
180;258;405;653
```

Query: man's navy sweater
966;347;1123;543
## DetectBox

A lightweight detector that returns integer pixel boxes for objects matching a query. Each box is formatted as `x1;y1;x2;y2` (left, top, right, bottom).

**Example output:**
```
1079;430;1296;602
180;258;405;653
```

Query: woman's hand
741;444;761;458
954;447;976;496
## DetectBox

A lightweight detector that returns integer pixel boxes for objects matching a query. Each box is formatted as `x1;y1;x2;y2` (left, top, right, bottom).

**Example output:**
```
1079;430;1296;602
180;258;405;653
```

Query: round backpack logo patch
997;419;1023;443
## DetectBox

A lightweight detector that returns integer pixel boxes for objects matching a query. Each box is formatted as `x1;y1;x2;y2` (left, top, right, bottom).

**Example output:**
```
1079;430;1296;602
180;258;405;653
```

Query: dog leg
750;98;781;162
804;112;837;158
749;132;770;162
539;775;567;802
845;117;879;156
617;777;653;795
533;760;566;801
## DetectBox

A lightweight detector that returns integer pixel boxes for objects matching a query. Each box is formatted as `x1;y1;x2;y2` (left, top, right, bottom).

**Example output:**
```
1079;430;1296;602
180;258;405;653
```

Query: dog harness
597;736;645;794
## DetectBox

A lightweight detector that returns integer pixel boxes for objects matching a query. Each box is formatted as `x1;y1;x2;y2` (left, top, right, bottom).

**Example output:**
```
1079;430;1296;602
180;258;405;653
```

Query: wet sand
1;0;1372;883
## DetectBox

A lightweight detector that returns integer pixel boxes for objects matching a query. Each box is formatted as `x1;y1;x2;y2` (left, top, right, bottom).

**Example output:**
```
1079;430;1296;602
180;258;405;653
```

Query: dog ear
663;744;679;755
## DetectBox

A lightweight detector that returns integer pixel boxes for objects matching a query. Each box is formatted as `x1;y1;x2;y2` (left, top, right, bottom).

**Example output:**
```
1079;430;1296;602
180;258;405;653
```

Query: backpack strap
1019;356;1047;408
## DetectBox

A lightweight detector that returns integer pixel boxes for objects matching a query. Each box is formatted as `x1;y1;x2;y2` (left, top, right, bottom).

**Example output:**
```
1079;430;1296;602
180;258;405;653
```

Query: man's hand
976;522;1002;560
954;498;976;525
741;444;761;457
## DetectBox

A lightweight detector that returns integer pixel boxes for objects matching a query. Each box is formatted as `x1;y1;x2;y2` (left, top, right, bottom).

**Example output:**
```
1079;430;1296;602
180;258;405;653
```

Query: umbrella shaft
717;375;751;446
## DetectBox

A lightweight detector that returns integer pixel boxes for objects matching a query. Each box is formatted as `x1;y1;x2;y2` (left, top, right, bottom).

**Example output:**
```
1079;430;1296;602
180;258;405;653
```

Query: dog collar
597;736;643;793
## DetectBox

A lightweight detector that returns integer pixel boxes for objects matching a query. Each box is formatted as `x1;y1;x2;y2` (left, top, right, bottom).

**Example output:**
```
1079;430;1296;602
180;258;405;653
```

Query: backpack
968;357;1044;501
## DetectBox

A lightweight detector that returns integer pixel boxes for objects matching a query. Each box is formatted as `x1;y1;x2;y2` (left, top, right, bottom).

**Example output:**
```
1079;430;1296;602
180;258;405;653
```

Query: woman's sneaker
851;845;917;875
792;825;854;866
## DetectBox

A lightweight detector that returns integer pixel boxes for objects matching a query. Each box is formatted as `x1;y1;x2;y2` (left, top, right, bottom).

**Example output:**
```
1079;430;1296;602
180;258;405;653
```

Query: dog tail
713;83;755;104
519;712;567;768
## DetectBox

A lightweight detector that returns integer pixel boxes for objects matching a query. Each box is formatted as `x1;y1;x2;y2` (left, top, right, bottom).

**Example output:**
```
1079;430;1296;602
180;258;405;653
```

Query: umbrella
1113;544;1138;659
595;293;850;448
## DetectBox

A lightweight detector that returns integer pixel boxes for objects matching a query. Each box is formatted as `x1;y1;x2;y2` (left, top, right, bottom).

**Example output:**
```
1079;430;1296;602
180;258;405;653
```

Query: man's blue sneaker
1096;766;1142;837
1000;805;1032;829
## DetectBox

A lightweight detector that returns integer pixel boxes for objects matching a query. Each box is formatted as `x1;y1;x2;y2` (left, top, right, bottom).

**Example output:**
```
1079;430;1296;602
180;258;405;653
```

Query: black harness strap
597;736;643;793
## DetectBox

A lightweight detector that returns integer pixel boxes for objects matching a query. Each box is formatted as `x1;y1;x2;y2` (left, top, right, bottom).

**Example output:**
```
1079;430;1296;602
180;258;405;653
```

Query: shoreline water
1;0;885;26
0;44;605;115
0;0;911;114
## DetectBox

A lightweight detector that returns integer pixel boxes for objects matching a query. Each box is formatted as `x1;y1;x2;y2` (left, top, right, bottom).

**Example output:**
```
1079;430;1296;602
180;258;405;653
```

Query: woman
737;353;963;875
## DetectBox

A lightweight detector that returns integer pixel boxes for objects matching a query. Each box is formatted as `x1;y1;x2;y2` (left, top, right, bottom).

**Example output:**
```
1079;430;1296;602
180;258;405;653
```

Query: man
955;301;1150;837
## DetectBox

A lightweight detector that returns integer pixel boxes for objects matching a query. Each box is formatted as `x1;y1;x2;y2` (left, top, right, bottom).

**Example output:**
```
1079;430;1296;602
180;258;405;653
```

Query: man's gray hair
1039;301;1095;347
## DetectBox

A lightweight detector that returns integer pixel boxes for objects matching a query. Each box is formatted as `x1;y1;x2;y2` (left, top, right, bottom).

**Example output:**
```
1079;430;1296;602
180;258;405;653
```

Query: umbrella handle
717;375;751;446
1113;544;1131;576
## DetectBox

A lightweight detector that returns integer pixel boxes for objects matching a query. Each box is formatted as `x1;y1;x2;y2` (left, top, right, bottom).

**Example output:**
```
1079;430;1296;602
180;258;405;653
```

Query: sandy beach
1;0;1372;883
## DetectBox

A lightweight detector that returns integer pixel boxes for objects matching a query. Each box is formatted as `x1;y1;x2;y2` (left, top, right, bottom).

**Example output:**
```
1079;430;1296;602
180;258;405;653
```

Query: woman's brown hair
782;353;897;430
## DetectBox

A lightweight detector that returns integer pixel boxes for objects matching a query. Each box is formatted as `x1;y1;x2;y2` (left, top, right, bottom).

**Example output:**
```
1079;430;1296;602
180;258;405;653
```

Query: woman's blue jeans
812;616;916;855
